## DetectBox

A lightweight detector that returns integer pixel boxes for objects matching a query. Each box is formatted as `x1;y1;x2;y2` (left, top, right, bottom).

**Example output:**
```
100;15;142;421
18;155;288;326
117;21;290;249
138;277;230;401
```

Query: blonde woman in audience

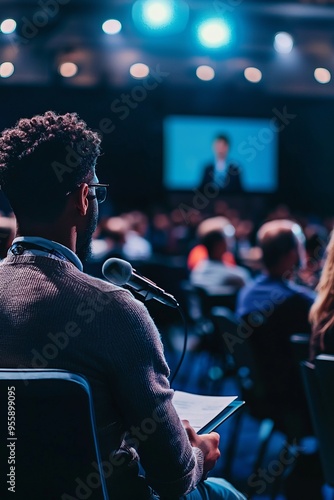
309;229;334;360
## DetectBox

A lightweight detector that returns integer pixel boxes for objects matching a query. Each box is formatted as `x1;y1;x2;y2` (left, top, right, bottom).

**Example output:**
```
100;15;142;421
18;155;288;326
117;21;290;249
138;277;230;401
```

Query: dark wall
1;83;334;217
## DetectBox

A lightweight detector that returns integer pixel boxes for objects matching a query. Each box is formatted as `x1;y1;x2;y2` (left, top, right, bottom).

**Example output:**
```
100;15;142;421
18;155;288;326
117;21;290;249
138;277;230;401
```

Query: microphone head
102;258;133;286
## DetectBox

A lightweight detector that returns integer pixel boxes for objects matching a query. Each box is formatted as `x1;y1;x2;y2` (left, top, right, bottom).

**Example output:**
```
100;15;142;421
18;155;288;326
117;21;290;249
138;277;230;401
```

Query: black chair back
289;333;311;365
211;307;266;414
0;369;109;500
300;356;334;487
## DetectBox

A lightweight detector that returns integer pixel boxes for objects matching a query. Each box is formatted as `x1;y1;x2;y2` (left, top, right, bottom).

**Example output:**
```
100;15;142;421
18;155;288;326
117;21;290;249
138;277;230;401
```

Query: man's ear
75;184;89;216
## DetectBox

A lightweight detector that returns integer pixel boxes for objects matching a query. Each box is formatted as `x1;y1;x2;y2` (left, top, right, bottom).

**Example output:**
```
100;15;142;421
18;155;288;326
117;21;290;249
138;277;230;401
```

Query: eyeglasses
87;183;109;204
66;183;109;204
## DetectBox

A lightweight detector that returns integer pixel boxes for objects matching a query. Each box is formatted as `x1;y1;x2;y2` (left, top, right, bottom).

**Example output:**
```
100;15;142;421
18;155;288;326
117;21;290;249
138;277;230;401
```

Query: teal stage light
132;0;189;35
197;18;231;48
143;0;173;28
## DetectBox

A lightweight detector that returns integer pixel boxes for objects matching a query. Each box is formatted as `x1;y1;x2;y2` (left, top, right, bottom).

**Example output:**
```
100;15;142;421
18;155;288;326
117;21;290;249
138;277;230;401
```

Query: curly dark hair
0;111;102;223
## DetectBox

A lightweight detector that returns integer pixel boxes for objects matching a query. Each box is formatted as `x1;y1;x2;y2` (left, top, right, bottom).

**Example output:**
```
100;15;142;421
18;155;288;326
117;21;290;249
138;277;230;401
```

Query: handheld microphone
102;258;179;309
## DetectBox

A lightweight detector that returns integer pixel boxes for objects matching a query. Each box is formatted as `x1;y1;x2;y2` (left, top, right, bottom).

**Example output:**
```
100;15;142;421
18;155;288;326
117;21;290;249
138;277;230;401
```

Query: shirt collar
11;236;83;271
215;159;226;171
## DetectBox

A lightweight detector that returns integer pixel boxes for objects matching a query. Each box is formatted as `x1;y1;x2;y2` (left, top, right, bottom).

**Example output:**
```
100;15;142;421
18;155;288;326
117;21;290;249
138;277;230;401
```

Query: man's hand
182;420;220;476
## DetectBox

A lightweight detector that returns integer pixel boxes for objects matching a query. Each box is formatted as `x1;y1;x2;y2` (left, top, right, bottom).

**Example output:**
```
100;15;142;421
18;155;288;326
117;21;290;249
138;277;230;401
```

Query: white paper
172;390;238;433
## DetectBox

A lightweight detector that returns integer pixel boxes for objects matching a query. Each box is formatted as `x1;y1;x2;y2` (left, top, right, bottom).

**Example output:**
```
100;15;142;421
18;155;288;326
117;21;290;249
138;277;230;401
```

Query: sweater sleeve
99;289;205;498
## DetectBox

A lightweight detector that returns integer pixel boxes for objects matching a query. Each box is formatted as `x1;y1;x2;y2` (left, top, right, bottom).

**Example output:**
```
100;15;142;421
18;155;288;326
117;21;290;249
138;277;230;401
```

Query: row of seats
1;347;332;499
180;281;333;498
301;356;334;493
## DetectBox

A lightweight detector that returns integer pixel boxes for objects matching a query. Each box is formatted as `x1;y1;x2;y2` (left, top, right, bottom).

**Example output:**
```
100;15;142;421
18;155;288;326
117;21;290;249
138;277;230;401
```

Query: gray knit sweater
0;254;204;499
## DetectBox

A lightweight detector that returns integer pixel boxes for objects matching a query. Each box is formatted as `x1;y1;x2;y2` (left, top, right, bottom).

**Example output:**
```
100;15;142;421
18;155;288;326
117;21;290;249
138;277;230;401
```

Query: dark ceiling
1;0;334;97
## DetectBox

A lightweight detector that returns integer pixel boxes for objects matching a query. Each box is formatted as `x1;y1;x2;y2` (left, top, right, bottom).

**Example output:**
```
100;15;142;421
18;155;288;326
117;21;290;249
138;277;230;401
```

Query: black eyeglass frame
86;183;109;204
66;183;109;204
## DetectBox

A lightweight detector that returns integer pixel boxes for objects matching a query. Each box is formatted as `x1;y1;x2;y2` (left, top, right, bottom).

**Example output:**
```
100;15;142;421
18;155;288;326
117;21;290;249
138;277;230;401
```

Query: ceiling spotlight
102;19;122;35
0;62;14;78
244;67;262;83
198;19;231;48
132;0;188;34
274;32;294;54
142;0;173;28
314;67;331;84
0;19;16;34
58;62;78;78
196;65;215;81
130;63;150;78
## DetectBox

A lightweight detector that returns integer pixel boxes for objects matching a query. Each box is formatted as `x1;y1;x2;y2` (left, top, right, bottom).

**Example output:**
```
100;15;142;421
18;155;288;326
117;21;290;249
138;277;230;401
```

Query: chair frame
0;368;109;500
300;355;334;489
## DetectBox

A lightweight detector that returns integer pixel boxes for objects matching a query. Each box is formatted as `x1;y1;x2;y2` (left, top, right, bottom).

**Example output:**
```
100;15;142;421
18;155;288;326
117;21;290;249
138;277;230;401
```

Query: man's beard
76;207;98;263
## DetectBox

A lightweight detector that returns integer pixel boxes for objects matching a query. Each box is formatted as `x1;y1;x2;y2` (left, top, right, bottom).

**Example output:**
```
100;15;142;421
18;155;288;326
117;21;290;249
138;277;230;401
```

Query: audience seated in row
236;219;315;437
236;219;322;499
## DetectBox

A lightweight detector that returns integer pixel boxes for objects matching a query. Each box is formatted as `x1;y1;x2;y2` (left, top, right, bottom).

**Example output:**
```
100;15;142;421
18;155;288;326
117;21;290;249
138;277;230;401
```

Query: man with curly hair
0;111;245;500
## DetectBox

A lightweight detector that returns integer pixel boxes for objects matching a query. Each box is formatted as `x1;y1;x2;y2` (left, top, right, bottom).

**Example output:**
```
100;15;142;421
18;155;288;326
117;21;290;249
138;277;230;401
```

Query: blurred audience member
190;223;250;289
85;216;129;278
169;208;198;256
237;219;315;319
148;211;171;254
212;199;229;217
265;203;292;222
93;216;128;260
188;216;237;271
234;219;254;263
297;223;327;289
309;229;334;360
122;210;152;261
236;219;315;436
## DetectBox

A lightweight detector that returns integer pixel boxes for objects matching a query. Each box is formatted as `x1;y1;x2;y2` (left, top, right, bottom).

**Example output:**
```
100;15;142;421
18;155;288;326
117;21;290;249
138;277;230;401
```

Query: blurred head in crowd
188;216;236;269
197;216;235;252
123;210;148;237
257;219;306;277
200;229;227;261
101;217;128;246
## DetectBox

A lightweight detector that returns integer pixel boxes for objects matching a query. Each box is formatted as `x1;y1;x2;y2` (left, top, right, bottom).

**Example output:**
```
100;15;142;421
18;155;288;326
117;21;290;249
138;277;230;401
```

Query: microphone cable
102;257;188;387
125;285;188;387
168;304;188;388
